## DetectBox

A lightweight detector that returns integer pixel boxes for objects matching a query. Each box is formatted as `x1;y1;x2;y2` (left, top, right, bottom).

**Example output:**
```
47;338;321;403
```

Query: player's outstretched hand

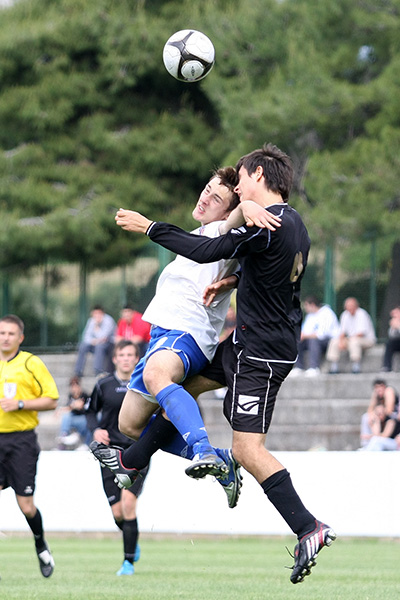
203;275;239;307
240;201;281;229
115;208;153;234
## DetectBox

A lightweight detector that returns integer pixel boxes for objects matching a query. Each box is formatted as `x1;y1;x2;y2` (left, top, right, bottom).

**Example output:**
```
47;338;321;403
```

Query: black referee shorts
0;430;40;496
100;462;150;507
201;336;292;434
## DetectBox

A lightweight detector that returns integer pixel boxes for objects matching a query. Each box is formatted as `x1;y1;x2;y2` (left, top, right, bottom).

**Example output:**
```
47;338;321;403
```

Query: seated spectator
291;296;339;377
381;305;400;372
360;379;399;447
57;376;91;450
360;404;400;451
115;305;151;357
74;305;116;377
326;297;376;374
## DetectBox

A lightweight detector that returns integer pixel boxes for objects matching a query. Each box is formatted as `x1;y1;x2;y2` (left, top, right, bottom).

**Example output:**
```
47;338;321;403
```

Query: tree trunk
379;241;400;337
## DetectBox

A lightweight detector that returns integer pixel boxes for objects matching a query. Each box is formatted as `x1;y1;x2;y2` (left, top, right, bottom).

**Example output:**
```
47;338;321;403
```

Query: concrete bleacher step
35;348;400;452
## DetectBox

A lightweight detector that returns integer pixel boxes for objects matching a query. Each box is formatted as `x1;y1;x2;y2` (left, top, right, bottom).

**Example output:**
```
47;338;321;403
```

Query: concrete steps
34;346;400;452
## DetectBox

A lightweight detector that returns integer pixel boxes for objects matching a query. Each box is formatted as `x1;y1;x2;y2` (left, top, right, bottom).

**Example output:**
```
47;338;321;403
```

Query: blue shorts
128;326;208;403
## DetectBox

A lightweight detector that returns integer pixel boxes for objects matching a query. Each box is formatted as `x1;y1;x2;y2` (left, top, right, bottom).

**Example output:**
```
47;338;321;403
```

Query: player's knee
143;367;167;397
119;418;140;440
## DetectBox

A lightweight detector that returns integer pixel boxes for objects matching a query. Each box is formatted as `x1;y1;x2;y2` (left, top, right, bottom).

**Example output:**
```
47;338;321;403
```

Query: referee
86;340;149;576
0;314;58;578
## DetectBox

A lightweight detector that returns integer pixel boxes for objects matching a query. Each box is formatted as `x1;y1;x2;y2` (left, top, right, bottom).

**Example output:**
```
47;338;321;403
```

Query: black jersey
86;373;133;448
147;203;310;362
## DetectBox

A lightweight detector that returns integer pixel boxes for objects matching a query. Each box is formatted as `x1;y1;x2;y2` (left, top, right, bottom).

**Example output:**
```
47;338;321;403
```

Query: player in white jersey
90;167;280;506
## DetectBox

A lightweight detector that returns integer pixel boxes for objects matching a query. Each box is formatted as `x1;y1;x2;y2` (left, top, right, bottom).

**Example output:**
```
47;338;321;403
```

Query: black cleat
36;542;55;578
215;448;243;509
89;441;139;489
290;520;336;584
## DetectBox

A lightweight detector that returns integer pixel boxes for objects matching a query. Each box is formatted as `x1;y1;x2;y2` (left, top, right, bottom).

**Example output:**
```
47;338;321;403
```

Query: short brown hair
211;166;240;211
113;339;140;357
0;314;24;334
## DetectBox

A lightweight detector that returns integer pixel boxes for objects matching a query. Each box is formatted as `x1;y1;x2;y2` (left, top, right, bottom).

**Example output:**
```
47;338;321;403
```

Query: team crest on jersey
236;395;259;415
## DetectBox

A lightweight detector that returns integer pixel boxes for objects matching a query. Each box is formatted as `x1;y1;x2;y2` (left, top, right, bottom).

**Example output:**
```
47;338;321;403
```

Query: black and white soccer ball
162;29;215;83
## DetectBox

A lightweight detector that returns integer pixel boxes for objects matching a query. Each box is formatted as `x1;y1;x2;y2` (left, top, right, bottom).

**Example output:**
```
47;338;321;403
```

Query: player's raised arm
115;209;153;234
219;201;281;234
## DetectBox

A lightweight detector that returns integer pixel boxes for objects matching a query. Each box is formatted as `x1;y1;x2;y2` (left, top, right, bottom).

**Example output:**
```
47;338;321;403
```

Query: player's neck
262;191;284;207
115;370;130;382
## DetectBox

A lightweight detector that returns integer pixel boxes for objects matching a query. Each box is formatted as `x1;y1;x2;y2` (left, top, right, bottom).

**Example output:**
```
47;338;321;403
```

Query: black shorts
0;430;40;496
100;462;150;506
202;336;292;434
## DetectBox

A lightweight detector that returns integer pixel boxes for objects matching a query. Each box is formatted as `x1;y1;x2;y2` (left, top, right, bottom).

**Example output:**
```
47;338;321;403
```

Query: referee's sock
25;508;45;551
155;383;210;449
261;469;316;539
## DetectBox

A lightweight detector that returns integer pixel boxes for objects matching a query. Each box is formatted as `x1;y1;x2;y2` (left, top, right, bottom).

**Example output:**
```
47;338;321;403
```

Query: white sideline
0;450;398;537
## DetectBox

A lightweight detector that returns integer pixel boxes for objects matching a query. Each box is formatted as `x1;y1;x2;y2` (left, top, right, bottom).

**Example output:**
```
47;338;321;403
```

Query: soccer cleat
134;544;141;563
36;542;55;578
290;520;336;584
185;443;229;480
215;448;243;509
89;441;139;489
116;560;134;576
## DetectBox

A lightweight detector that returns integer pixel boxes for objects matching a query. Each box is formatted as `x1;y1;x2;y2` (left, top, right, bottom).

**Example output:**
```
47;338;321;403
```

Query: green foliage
0;0;399;295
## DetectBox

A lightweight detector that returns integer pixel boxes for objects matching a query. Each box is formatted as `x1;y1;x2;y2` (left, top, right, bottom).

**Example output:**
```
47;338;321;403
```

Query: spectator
291;296;339;377
360;404;400;451
56;376;91;450
381;306;400;373
74;305;116;376
114;305;151;356
326;297;376;374
360;379;399;448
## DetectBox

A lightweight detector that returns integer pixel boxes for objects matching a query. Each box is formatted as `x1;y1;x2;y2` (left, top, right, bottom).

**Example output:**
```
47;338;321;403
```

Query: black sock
25;508;45;551
123;518;138;563
122;411;177;470
261;469;316;538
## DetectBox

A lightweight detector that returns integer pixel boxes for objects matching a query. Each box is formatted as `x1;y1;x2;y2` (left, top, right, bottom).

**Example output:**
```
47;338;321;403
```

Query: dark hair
235;143;293;200
0;314;24;334
372;379;386;387
304;295;321;307
92;304;104;312
211;166;240;211
69;375;81;386
113;339;140;356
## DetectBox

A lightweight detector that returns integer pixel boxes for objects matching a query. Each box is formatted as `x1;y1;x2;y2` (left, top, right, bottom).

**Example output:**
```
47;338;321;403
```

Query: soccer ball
162;29;215;83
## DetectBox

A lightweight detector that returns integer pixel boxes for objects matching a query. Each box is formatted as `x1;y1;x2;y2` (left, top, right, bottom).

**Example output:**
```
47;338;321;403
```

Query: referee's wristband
18;401;24;410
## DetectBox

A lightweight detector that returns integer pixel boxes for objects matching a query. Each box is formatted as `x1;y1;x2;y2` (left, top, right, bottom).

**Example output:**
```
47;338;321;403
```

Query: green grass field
0;533;398;600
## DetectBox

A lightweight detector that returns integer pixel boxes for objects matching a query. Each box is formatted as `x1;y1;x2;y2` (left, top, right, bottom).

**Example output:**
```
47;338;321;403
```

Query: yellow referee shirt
0;351;59;433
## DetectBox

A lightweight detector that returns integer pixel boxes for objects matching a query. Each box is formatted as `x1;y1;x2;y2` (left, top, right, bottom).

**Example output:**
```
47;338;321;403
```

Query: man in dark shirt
112;143;336;584
86;340;149;576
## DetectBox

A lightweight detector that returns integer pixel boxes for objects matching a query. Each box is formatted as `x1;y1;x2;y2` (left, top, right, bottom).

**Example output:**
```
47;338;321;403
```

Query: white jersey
143;221;238;361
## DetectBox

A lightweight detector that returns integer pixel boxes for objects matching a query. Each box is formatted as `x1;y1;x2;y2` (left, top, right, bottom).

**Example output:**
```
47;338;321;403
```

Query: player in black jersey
86;340;149;576
114;143;336;584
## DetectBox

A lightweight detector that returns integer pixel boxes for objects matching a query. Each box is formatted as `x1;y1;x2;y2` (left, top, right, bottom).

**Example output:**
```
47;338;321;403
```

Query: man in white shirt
291;296;339;377
75;305;116;376
326;297;376;374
